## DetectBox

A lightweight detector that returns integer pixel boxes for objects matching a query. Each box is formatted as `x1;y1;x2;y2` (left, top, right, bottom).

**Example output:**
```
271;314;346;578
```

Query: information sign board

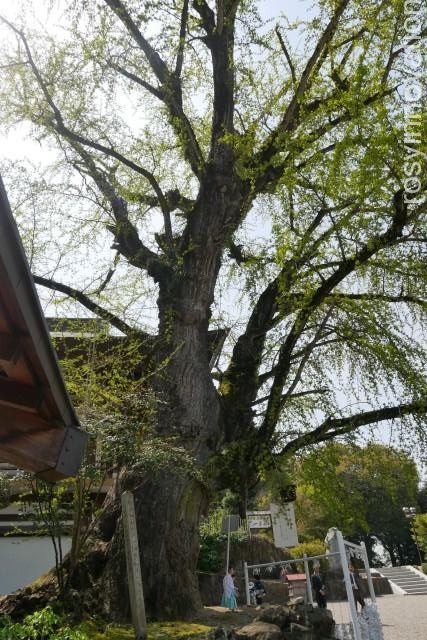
270;502;298;548
246;511;272;529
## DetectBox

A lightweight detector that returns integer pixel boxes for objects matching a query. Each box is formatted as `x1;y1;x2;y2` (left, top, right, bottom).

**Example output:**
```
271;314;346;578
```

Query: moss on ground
80;620;211;640
75;603;257;639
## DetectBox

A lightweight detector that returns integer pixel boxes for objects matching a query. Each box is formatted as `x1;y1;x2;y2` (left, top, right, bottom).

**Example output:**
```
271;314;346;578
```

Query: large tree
0;0;426;619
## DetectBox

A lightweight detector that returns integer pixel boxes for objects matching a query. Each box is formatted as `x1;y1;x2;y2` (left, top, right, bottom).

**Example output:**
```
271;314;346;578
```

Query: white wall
0;536;72;595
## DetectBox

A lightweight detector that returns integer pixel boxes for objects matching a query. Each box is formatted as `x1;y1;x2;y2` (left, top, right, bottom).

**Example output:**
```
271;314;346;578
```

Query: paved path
329;594;427;640
375;595;427;640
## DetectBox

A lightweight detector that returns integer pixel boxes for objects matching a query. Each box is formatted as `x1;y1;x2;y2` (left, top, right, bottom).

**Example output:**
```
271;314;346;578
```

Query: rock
235;621;282;640
307;608;335;637
259;580;289;605
257;605;291;629
284;622;313;639
290;623;311;632
295;603;313;614
208;626;236;640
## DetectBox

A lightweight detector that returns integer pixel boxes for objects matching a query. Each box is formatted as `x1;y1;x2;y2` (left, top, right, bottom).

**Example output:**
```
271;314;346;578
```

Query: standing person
311;566;327;608
221;566;238;610
349;564;365;611
252;573;266;605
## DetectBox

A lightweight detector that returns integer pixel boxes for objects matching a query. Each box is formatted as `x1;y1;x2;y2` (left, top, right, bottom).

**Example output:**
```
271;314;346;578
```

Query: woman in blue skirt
221;566;238;609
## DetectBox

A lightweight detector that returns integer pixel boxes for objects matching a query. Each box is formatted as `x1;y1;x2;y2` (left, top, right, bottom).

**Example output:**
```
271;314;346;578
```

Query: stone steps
379;566;427;595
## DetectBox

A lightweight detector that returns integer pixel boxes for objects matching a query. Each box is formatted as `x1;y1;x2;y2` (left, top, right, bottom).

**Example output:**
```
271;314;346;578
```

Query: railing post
360;541;376;604
303;553;313;605
336;530;362;640
244;561;250;606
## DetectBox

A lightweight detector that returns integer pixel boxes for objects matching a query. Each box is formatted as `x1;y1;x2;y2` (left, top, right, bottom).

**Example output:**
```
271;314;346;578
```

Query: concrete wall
0;536;71;595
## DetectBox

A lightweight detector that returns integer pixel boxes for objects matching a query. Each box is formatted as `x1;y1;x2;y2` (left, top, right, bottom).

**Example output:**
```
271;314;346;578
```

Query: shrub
290;539;328;573
198;530;249;573
0;607;88;640
198;533;225;573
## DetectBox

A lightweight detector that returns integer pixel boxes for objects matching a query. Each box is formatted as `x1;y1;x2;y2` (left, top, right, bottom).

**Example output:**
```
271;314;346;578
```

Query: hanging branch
0;15;176;253
259;189;412;440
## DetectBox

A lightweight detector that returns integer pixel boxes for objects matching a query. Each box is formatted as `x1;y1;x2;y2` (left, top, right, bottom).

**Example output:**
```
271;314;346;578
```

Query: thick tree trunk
95;470;208;620
0;185;245;621
91;281;224;619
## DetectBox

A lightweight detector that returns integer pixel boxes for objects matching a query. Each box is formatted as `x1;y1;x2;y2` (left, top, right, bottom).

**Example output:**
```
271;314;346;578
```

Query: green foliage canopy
296;442;420;564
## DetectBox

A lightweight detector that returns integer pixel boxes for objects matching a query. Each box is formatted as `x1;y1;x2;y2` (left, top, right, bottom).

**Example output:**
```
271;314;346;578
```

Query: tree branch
381;26;427;85
193;0;216;37
275;27;296;83
251;387;329;408
330;292;427;310
280;309;334;405
94;251;120;295
66;141;170;280
258;337;343;386
103;0;204;177
33;275;149;338
64;129;172;220
209;1;238;143
135;189;195;214
255;0;350;169
175;0;189;78
260;189;412;439
280;401;427;456
107;61;163;99
221;197;353;437
103;0;169;83
0;16;172;220
256;86;397;194
221;274;286;441
0;19;175;273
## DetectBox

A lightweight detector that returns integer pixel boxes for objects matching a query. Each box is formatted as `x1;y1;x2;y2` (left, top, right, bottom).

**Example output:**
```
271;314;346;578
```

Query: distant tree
0;0;426;618
296;443;420;565
417;483;427;513
414;513;427;559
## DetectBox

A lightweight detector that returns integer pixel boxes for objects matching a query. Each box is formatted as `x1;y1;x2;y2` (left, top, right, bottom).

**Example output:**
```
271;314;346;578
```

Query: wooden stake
121;491;147;640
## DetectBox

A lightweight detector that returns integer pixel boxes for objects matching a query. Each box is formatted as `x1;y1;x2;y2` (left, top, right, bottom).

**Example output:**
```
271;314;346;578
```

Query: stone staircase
379;566;427;595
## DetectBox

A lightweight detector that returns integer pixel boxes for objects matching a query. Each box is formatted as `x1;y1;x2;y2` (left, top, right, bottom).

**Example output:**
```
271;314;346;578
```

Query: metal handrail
246;552;340;569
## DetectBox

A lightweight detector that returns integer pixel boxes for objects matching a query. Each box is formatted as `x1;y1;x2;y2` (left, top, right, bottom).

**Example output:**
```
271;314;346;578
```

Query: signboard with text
246;504;298;547
270;502;298;548
246;511;272;529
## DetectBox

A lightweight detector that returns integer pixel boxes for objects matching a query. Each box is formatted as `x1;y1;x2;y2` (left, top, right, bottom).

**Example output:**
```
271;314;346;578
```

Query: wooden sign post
121;491;147;640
